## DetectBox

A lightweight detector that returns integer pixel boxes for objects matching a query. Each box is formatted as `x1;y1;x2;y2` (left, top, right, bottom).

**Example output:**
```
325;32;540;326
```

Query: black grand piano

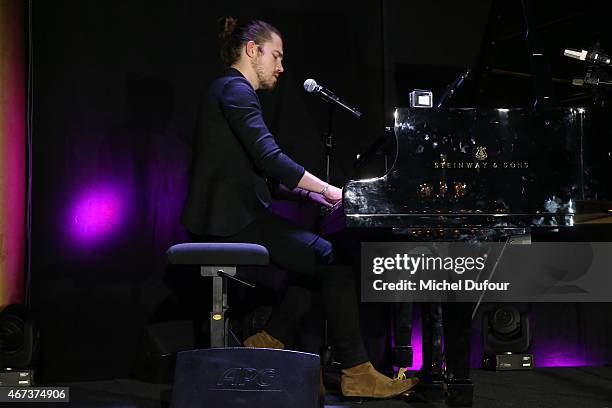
324;106;611;237
320;105;611;403
318;2;612;402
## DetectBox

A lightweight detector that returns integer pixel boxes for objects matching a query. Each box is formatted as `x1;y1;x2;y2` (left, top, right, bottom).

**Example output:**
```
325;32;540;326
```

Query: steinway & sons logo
434;147;529;170
475;146;487;161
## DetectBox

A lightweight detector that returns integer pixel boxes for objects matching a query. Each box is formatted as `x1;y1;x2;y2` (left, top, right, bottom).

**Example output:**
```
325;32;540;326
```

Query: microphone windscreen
303;78;318;93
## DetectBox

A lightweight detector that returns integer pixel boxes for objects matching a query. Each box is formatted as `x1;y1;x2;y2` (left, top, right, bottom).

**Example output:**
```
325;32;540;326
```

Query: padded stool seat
166;242;269;266
166;242;270;348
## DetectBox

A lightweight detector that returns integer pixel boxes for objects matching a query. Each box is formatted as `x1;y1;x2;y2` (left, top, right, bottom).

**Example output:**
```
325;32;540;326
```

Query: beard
253;58;277;90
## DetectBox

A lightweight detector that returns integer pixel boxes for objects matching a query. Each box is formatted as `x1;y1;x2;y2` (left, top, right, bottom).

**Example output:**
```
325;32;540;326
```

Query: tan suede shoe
341;361;419;399
242;330;284;349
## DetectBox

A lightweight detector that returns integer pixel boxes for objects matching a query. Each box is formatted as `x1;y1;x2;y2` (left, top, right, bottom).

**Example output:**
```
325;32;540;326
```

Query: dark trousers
193;208;369;368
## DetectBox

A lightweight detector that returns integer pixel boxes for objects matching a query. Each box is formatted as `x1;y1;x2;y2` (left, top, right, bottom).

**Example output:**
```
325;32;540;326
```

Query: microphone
303;78;362;118
564;47;611;66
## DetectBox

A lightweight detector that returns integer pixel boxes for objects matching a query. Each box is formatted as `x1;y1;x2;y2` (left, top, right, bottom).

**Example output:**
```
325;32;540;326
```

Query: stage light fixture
0;304;38;385
482;305;533;371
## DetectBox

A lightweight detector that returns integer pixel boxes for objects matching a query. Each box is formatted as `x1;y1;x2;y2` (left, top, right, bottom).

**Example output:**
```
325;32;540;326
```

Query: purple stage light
537;356;590;367
534;348;593;367
409;313;423;370
69;186;124;244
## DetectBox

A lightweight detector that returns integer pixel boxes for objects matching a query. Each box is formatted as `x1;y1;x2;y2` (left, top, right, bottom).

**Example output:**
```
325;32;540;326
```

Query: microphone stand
576;59;612;107
323;105;335;183
566;43;612;106
319;105;335;369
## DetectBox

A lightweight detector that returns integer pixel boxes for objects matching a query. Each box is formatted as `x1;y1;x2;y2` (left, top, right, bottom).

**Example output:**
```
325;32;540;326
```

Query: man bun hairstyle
218;17;281;67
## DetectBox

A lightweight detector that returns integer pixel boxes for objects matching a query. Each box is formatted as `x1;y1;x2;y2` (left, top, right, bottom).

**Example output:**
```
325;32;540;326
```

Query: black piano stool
166;242;269;347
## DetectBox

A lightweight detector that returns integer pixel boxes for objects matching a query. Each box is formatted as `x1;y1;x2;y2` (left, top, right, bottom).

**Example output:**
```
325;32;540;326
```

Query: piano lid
343;107;611;229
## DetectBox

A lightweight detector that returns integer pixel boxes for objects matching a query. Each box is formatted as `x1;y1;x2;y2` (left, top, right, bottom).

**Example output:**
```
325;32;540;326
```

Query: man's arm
220;78;304;189
270;183;334;208
221;78;342;201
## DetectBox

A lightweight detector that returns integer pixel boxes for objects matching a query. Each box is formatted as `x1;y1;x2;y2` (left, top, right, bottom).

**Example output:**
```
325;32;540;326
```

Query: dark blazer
181;68;305;237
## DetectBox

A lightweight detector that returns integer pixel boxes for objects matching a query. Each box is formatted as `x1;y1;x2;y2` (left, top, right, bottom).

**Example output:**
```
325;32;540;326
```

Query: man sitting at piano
180;16;418;398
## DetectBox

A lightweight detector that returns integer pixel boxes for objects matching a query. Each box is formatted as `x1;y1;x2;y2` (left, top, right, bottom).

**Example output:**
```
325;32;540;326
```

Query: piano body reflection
324;107;611;238
320;106;612;401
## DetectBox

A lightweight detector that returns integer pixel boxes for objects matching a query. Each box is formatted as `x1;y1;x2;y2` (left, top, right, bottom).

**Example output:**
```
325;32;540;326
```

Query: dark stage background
31;0;612;381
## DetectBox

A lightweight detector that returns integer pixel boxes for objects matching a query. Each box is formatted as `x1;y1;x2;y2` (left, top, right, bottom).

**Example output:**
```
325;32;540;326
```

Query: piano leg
416;302;474;406
392;302;413;368
418;302;446;399
442;302;474;407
